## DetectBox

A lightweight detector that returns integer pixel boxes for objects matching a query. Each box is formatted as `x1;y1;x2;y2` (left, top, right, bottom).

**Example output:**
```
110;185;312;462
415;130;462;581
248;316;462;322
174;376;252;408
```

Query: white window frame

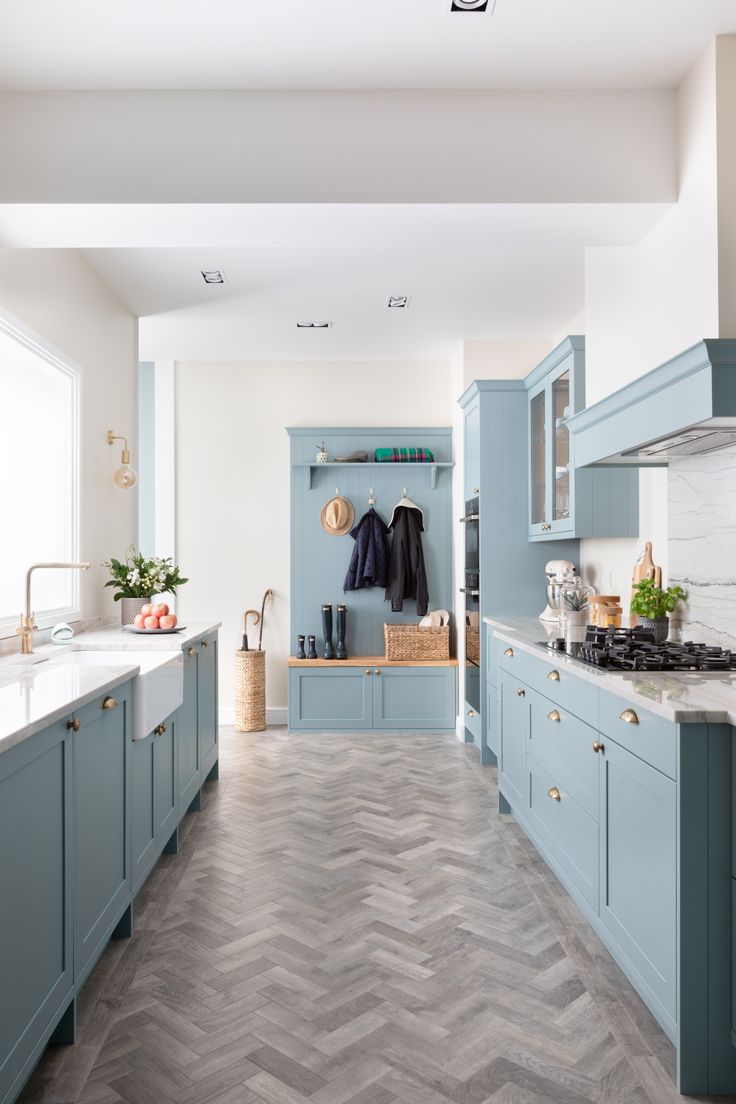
0;308;81;638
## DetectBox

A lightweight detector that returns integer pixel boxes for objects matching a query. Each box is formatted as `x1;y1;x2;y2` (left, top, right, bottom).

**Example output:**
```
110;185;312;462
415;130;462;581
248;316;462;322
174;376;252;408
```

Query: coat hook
369;486;376;505
403;487;407;497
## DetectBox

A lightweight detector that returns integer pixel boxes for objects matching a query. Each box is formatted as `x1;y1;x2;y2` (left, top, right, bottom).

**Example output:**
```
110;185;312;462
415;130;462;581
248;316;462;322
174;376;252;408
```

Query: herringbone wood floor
19;727;710;1104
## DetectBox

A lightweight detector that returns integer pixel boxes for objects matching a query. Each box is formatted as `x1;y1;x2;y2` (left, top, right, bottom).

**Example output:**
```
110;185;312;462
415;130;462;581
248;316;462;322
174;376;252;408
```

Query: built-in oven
460;497;480;713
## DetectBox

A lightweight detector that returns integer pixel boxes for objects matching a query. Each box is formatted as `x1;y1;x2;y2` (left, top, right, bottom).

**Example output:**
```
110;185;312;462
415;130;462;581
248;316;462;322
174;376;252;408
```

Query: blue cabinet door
289;667;373;730
197;632;218;778
155;713;178;844
131;732;157;894
464;399;480;499
498;673;530;810
73;685;131;984
372;666;456;730
178;644;201;811
0;720;73;1104
599;738;677;1030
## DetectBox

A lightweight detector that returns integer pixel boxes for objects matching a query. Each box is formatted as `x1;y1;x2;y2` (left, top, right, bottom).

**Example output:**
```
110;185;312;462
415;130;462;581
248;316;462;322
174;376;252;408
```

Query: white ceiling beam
0;90;675;203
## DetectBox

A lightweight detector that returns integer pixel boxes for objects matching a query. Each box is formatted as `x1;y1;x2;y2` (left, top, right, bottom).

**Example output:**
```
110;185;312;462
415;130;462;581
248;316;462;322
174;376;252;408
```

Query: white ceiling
1;0;734;91
76;204;670;361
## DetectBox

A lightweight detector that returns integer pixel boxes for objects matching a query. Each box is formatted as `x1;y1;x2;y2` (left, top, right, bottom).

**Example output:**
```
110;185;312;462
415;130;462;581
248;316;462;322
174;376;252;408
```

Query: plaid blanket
374;447;435;463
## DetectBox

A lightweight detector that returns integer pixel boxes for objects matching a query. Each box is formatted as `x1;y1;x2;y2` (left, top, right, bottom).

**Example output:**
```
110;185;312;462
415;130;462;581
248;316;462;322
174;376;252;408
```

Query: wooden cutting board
633;542;662;588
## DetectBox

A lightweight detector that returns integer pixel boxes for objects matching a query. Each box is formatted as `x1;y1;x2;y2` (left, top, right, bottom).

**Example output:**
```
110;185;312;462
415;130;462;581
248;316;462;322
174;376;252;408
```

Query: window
0;313;80;634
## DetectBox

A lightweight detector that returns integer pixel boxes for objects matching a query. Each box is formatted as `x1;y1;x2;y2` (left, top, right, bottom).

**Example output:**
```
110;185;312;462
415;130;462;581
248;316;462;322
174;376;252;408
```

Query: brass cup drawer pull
515;688;525;698
187;647;196;657
592;741;605;753
547;786;561;801
504;647;514;657
547;710;561;723
619;708;639;725
102;696;118;710
66;717;80;732
547;670;560;682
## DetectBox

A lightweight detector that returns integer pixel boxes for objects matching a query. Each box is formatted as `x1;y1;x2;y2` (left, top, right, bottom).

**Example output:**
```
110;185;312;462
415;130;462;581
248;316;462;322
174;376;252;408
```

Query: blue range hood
568;339;736;466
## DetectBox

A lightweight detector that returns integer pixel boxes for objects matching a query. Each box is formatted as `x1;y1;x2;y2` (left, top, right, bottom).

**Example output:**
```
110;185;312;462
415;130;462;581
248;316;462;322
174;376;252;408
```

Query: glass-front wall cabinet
527;343;581;539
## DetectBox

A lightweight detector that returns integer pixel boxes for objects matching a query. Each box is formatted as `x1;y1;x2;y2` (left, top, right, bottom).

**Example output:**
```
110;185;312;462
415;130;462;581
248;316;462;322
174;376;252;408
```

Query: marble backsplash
668;445;736;647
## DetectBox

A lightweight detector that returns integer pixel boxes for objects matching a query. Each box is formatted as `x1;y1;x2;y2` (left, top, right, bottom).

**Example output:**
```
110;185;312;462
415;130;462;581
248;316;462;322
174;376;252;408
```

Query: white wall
0;249;138;625
175;359;453;717
579;41;719;608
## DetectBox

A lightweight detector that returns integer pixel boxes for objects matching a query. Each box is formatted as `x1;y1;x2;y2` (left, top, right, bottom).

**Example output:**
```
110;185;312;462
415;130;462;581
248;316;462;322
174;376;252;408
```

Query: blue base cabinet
288;662;457;732
73;686;132;986
132;711;179;895
493;632;736;1096
0;721;73;1104
178;631;219;812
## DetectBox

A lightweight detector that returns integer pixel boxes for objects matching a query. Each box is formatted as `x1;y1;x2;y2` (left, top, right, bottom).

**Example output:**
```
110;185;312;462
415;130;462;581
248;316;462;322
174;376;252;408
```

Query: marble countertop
0;620;221;755
483;615;736;724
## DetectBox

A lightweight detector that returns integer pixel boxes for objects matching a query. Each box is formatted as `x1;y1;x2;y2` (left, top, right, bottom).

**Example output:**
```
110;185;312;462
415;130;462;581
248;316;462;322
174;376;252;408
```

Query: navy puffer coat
344;508;390;591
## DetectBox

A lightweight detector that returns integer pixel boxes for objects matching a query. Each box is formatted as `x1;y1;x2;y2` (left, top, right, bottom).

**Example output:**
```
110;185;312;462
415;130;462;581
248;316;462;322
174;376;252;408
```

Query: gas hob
540;627;736;673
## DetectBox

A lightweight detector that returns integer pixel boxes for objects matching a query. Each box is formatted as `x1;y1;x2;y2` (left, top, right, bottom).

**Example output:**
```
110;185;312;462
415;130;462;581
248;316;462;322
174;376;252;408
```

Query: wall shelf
295;461;454;490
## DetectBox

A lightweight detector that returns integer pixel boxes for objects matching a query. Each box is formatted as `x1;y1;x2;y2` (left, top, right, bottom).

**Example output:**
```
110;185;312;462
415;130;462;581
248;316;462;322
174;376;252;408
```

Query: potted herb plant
630;578;687;643
103;547;188;625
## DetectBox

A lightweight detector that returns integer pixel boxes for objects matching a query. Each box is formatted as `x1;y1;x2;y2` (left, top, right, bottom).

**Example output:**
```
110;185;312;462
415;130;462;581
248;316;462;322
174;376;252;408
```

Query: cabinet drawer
528;755;599;910
599;690;676;780
529;694;599;820
498;644;597;726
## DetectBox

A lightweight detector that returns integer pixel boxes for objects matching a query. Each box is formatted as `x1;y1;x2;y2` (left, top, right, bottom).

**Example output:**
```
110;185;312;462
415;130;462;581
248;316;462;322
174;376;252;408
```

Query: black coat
344;508;390;591
385;505;429;615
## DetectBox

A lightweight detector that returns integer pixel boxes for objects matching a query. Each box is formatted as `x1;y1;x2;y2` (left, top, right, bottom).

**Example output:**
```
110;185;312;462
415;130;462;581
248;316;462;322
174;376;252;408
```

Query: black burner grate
541;627;736;673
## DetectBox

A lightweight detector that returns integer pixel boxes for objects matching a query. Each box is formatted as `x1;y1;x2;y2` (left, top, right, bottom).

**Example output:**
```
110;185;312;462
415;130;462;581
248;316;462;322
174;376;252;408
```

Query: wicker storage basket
234;649;266;732
384;623;450;662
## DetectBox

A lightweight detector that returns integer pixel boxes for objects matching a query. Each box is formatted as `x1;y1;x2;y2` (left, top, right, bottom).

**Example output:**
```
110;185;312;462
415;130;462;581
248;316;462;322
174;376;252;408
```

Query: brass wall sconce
107;430;137;489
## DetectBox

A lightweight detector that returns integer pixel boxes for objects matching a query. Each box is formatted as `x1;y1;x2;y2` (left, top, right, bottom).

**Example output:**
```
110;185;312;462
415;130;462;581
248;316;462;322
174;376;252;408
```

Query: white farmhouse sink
48;649;183;740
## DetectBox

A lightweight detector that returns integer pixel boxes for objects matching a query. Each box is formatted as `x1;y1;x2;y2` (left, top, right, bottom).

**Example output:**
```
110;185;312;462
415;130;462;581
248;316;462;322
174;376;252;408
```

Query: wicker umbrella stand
234;649;266;732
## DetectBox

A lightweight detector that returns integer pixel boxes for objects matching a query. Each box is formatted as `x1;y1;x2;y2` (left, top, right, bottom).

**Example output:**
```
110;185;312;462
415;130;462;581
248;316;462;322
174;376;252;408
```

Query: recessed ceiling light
387;296;411;309
201;270;225;284
450;0;495;10
296;321;332;329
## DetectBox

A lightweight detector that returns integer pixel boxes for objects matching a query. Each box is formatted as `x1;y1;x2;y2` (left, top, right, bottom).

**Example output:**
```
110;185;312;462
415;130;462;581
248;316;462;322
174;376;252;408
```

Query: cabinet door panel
74;687;131;980
155;715;178;842
289;668;372;730
178;645;201;810
528;755;598;910
600;740;676;1022
0;722;72;1102
197;633;218;776
132;734;156;893
499;673;530;810
373;668;455;730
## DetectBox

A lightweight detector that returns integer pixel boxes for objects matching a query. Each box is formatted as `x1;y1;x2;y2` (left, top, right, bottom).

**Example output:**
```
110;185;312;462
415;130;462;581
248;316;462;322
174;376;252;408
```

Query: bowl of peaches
124;602;185;634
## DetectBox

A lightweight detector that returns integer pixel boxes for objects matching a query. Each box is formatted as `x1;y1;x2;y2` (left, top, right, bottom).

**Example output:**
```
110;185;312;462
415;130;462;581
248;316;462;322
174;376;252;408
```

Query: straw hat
320;495;355;536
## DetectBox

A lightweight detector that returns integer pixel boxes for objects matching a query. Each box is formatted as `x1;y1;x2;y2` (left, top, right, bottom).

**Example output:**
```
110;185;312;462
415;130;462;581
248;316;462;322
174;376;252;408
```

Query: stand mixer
540;559;576;622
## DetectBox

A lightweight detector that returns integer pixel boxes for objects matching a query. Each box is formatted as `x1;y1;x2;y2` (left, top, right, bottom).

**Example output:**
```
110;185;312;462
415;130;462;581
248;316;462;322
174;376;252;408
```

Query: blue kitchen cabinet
0;720;73;1104
372;665;456;730
178;643;201;811
498;672;529;811
131;710;179;895
131;731;157;894
526;337;639;541
289;666;373;731
73;685;132;986
599;736;677;1032
463;397;481;499
197;631;219;778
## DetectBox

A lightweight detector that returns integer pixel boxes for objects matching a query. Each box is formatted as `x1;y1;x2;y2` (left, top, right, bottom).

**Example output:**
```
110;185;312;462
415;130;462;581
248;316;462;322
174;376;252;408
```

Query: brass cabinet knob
504;647;514;657
159;723;167;735
365;668;372;676
547;710;561;723
66;717;80;732
547;670;560;682
102;696;118;710
201;639;208;647
515;688;525;698
592;741;605;753
374;668;382;676
619;708;639;725
541;523;552;531
547;786;561;801
467;709;476;717
188;647;196;657
473;487;480;494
